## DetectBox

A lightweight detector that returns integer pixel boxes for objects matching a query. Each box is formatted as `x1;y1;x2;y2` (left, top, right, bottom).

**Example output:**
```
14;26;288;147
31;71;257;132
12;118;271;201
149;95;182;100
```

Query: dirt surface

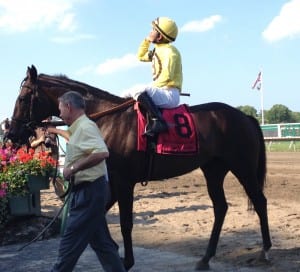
1;152;300;271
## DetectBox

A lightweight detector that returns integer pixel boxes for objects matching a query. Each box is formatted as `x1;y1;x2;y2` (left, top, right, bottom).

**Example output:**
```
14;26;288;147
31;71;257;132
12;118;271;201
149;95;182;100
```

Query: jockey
124;17;183;137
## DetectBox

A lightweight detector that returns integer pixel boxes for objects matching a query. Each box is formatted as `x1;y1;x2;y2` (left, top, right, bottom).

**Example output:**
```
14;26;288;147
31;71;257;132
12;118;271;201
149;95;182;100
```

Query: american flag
252;71;261;90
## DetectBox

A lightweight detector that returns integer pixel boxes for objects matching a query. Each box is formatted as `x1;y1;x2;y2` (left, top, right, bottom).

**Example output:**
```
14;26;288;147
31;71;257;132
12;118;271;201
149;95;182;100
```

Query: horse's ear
27;65;38;83
31;65;37;74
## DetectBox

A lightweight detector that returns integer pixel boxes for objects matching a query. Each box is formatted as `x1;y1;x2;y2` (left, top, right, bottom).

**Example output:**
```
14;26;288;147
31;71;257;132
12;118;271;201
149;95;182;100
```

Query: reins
42;99;136;127
88;99;135;121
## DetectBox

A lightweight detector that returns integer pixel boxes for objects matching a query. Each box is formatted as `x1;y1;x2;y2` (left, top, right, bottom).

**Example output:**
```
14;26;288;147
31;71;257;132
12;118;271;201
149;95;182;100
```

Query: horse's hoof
195;260;210;270
258;250;271;264
247;251;271;267
121;257;134;271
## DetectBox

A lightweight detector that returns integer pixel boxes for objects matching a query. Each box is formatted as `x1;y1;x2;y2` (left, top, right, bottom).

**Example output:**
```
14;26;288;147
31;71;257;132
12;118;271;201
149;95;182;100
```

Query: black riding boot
137;92;168;137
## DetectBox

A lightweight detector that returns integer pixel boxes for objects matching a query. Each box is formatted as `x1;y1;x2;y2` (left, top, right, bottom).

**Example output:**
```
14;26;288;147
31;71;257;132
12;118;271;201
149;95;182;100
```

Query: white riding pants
122;86;180;109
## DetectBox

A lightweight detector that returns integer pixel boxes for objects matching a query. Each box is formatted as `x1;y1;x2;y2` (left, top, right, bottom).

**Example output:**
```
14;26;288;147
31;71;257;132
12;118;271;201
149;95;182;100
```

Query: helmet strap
154;34;169;44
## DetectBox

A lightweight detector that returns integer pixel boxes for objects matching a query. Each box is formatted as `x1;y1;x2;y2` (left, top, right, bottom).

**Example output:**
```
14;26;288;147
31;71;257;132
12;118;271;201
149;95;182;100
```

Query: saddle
135;103;198;155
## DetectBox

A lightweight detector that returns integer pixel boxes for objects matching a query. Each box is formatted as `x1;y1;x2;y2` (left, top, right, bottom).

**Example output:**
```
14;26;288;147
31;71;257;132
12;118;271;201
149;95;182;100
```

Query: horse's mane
38;73;126;104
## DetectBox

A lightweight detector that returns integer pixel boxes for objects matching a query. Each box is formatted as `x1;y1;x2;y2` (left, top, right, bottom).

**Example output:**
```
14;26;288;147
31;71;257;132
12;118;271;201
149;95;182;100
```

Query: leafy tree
292;112;300;122
236;104;300;124
236;105;257;118
266;104;296;123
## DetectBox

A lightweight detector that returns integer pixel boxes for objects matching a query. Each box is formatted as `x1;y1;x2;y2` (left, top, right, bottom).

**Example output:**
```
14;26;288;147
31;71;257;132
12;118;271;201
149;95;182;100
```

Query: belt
71;176;105;192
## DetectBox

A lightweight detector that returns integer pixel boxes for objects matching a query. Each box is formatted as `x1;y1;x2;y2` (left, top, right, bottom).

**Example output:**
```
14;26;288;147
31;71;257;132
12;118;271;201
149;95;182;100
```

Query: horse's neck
40;74;130;120
42;79;121;110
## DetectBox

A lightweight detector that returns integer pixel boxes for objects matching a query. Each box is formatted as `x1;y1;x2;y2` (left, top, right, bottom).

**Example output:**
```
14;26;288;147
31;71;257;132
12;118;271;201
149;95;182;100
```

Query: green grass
265;140;300;152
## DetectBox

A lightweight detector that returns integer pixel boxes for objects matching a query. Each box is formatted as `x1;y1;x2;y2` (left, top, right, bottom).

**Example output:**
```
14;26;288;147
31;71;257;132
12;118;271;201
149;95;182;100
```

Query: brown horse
8;65;271;271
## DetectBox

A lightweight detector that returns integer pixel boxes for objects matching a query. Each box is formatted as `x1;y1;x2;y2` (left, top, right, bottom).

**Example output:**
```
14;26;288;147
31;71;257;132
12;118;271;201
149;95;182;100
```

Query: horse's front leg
196;195;228;270
196;164;228;270
117;181;135;271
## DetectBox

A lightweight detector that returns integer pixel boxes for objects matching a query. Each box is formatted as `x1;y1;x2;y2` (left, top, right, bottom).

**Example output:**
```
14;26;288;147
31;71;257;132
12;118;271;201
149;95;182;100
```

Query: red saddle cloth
135;103;198;155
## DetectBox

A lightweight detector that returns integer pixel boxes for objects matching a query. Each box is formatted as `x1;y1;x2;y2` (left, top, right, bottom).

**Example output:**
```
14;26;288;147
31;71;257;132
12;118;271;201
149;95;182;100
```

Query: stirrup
143;119;168;137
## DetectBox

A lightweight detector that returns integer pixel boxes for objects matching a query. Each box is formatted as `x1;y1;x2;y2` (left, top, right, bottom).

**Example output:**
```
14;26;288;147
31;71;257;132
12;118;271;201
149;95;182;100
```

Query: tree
236;105;257;118
266;104;296;124
292;112;300;122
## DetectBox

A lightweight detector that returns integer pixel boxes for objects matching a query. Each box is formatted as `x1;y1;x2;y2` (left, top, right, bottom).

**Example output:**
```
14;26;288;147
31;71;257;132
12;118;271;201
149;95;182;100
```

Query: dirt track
1;152;300;271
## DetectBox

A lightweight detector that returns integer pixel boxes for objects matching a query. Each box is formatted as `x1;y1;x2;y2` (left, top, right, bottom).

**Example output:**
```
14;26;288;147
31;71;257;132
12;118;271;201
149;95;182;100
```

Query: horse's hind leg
239;176;272;261
196;161;228;270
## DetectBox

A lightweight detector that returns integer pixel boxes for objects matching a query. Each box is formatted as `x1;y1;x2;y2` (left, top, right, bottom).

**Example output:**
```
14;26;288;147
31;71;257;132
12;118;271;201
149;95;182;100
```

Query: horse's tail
247;115;267;209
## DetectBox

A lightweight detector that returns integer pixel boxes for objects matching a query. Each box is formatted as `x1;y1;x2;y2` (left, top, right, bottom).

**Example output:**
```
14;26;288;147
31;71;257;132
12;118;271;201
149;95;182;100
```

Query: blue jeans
51;177;125;272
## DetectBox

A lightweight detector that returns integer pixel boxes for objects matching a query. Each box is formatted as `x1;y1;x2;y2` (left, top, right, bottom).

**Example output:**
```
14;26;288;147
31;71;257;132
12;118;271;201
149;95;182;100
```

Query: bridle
11;80;40;131
11;79;64;197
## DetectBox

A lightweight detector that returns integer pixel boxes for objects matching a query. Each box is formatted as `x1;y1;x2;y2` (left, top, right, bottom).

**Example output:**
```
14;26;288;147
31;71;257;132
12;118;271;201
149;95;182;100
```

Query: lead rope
17;134;72;251
17;177;74;251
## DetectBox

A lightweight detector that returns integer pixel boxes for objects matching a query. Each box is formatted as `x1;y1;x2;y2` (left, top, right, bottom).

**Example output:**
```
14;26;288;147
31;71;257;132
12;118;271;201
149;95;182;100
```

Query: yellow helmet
152;17;178;42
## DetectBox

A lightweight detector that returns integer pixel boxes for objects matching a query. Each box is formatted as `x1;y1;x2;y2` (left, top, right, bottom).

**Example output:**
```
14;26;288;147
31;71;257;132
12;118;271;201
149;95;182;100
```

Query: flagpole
260;70;264;125
251;70;264;124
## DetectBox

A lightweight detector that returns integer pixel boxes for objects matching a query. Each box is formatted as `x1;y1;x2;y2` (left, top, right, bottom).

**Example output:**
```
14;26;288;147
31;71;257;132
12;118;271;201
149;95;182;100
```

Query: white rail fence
261;123;300;151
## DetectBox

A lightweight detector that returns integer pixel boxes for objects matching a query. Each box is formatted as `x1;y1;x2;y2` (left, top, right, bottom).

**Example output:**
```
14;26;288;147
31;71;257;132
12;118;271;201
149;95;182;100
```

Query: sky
1;0;300;123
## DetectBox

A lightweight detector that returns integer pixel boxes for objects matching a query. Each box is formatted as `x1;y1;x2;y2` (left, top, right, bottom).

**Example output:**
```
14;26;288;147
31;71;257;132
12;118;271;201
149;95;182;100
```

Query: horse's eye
19;95;30;103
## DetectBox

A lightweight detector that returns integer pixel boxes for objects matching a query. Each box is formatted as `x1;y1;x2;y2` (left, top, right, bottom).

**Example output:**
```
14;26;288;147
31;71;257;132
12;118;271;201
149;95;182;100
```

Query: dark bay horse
8;65;272;270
